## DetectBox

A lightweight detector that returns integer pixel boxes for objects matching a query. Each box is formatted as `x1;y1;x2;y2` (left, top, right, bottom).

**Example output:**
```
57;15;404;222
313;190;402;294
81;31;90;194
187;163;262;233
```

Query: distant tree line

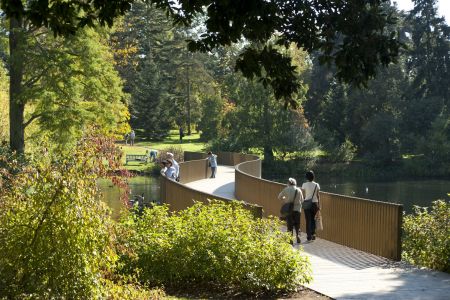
0;0;448;174
304;0;450;167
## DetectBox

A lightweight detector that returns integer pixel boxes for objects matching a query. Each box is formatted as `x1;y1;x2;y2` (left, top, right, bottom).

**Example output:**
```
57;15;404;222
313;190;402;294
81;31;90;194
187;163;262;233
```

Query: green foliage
416;112;450;166
117;201;312;292
22;27;130;151
2;1;401;105
205;50;316;161
303;1;450;168
131;55;171;140
361;111;401;164
0;135;133;298
402;200;450;272
402;0;450;141
160;145;184;163
329;139;357;163
198;95;225;142
101;280;165;299
112;2;216;138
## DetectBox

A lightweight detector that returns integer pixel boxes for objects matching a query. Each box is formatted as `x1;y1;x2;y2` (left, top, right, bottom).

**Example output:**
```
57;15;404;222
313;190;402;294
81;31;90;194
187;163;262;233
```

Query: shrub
101;279;165;299
402;200;450;272
330;139;357;163
117;201;312;293
160;145;184;163
0;135;135;298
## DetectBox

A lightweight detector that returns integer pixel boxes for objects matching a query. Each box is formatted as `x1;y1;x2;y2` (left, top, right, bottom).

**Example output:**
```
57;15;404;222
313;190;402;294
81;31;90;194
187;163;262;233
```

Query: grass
117;130;207;172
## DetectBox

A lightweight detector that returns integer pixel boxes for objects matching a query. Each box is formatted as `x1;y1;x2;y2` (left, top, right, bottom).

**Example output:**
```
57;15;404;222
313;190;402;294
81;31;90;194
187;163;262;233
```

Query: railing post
396;205;403;261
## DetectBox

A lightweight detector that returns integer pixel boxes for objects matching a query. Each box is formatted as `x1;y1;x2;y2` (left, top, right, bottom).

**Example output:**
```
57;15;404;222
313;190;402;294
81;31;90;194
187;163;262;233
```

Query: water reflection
319;178;450;213
98;176;160;219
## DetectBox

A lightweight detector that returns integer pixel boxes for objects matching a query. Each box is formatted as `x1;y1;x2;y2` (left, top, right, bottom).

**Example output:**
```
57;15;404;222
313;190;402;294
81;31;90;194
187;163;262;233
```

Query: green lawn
117;130;207;171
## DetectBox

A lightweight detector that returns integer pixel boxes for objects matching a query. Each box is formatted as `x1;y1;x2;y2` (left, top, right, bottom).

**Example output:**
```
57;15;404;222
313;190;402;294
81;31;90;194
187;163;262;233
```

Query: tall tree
131;55;170;140
0;24;129;152
402;0;450;148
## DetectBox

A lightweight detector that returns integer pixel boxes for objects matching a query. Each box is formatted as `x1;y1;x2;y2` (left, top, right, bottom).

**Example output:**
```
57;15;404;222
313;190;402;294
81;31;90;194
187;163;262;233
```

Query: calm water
99;175;449;216
98;176;160;218
310;177;450;213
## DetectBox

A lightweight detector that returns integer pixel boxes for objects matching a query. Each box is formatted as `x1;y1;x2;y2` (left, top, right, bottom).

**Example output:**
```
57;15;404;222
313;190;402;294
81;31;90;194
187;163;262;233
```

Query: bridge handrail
234;158;403;260
159;152;263;218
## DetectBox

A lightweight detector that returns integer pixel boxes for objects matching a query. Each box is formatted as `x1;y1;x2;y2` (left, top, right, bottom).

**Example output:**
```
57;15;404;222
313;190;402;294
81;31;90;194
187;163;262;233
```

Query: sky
392;0;450;23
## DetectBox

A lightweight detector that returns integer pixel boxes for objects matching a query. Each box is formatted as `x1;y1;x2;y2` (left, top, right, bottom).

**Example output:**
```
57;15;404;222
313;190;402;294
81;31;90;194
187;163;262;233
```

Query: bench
126;154;148;165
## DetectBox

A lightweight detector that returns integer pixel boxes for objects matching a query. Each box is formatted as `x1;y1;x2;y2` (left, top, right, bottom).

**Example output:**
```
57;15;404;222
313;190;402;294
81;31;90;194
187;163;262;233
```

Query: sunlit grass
402;153;425;159
117;130;207;171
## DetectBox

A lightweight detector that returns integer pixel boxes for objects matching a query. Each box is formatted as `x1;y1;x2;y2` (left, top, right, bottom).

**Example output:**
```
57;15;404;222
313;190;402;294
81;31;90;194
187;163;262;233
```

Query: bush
402;200;450;272
0;142;119;298
160;145;184;163
0;135;146;298
329;139;357;163
117;201;312;293
101;279;165;299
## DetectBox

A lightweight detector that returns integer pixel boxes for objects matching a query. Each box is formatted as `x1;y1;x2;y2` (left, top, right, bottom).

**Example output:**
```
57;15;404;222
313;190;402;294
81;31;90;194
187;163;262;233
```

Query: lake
318;177;450;213
98;176;160;218
99;175;449;216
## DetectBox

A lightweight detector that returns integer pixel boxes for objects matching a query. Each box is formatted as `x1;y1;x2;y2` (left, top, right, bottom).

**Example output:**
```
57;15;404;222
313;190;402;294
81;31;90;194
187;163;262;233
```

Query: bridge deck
185;165;450;300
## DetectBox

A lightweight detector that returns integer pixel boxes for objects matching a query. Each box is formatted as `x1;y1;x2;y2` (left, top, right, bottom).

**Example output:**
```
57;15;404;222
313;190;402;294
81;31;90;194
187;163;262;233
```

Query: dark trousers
287;211;301;237
210;167;217;178
304;203;319;240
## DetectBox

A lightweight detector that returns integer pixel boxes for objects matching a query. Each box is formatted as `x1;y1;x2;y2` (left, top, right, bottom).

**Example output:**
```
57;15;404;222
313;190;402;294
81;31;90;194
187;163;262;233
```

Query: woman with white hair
166;152;179;180
278;178;304;244
160;160;176;181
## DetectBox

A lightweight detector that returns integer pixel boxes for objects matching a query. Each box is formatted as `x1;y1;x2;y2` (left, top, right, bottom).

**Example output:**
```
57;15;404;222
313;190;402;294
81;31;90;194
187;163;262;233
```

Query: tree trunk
263;96;274;162
186;65;191;136
9;16;25;153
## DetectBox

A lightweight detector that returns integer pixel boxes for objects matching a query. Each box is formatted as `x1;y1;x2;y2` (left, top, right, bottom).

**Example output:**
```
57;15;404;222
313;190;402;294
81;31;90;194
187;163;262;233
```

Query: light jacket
278;185;303;212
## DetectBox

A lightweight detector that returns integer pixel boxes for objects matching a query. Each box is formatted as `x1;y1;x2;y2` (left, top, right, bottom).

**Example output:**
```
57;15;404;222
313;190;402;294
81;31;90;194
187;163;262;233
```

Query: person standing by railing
301;170;320;242
207;151;218;178
160;160;176;181
167;152;180;181
278;178;304;244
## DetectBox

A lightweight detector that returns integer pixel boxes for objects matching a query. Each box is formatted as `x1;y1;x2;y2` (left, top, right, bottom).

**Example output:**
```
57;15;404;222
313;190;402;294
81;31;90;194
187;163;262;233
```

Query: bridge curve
160;151;450;299
162;151;403;260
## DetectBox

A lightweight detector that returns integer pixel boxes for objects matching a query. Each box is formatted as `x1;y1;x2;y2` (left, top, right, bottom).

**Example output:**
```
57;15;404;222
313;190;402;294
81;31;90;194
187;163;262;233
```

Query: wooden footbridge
160;152;450;299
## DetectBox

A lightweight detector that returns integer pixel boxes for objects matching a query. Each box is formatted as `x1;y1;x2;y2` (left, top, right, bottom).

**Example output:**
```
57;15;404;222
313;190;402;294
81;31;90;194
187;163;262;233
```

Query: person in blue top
207;151;218;178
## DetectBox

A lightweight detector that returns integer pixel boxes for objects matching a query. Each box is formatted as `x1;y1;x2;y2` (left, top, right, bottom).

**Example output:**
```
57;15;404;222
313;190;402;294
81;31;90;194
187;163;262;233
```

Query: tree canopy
1;0;401;104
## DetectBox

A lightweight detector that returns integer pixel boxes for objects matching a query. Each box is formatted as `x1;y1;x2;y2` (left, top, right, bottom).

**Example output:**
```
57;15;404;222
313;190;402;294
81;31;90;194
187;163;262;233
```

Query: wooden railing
159;152;263;218
235;158;403;260
162;151;403;260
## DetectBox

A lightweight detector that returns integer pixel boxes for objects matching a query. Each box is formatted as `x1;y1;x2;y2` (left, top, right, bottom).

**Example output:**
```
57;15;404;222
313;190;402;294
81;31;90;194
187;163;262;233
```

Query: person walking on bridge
207;151;218;178
302;171;321;242
278;178;304;244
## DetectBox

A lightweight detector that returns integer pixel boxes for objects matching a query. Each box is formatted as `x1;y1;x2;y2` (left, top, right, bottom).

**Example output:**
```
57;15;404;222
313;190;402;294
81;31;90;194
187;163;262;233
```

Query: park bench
125;154;148;165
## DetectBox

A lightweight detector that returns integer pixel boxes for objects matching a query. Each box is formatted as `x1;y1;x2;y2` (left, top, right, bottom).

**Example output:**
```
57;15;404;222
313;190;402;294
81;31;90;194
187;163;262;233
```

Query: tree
401;0;450;149
111;3;216;138
131;55;171;140
1;0;402;153
215;72;314;161
0;61;7;141
197;95;226;142
416;111;450;166
0;21;130;152
175;50;216;135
